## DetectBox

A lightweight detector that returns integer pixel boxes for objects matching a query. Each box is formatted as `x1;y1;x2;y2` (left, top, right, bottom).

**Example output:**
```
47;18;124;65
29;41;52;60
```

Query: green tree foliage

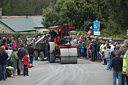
0;0;57;15
42;0;109;32
104;0;128;34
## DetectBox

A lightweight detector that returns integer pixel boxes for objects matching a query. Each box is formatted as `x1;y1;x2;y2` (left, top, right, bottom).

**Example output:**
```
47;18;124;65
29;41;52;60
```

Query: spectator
89;43;92;60
10;48;19;76
120;44;127;58
80;44;85;57
110;41;115;52
6;66;14;78
4;43;8;49
2;37;7;45
120;44;127;85
97;39;102;61
7;47;13;66
10;37;14;48
51;30;57;41
111;48;116;59
111;50;123;85
104;46;111;70
8;38;12;44
22;52;30;76
5;47;11;65
26;37;32;49
0;47;8;81
28;44;34;67
122;39;128;85
92;39;97;61
100;41;107;65
17;44;27;75
30;38;35;45
77;34;80;38
13;40;17;49
18;38;23;46
85;38;90;59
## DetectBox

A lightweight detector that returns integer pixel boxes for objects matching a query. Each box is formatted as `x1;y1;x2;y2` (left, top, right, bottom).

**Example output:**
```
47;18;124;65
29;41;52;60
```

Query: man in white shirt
109;41;115;52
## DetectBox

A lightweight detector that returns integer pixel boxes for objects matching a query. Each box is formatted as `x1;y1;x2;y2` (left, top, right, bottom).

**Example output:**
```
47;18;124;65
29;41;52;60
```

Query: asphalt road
0;58;113;85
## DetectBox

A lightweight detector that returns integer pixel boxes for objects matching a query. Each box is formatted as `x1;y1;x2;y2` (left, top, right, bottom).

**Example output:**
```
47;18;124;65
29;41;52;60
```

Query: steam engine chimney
0;8;2;19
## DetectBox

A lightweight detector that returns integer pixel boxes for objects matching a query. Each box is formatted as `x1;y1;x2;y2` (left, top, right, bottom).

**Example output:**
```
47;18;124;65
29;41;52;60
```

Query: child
22;52;30;76
80;44;85;57
110;50;123;85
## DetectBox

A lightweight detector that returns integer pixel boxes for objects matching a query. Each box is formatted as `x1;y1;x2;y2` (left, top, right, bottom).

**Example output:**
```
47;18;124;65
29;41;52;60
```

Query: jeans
12;62;17;73
126;75;128;85
113;70;122;85
6;69;12;77
122;74;125;85
30;56;33;65
106;57;111;70
23;65;28;76
91;52;96;61
86;48;89;59
97;51;102;61
0;64;6;80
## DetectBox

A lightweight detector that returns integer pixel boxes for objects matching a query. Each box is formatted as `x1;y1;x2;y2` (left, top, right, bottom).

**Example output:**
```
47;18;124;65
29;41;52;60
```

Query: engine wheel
34;51;38;60
49;51;56;63
40;51;44;61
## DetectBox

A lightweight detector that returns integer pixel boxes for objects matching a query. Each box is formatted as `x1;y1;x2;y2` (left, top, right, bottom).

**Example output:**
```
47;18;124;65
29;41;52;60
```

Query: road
0;58;112;85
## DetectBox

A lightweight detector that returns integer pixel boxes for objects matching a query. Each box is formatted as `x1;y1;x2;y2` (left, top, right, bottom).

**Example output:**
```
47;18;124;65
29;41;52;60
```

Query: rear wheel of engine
40;51;44;61
34;51;38;60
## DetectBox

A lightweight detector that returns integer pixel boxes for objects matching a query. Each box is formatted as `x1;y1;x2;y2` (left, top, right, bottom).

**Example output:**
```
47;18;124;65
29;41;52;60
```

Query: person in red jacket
22;52;30;76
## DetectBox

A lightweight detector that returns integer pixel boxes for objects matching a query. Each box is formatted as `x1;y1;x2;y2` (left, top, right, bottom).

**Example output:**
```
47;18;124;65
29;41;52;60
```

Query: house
0;16;49;33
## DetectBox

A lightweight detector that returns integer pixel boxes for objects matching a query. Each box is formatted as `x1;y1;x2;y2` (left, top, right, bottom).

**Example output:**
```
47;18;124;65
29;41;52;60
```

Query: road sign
94;31;100;35
93;20;100;35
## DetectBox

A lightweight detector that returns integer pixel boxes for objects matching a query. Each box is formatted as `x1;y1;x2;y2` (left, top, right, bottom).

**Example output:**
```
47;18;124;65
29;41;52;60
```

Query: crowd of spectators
71;34;128;85
1;34;128;85
0;36;35;81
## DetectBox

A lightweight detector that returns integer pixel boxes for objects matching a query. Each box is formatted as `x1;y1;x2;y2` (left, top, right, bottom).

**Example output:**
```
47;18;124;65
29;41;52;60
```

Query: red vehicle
48;23;78;64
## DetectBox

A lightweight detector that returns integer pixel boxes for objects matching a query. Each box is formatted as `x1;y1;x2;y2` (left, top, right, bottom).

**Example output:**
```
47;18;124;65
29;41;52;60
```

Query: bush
101;28;127;38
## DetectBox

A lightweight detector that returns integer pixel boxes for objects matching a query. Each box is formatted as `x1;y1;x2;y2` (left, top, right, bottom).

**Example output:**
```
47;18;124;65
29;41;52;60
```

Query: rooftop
0;16;44;32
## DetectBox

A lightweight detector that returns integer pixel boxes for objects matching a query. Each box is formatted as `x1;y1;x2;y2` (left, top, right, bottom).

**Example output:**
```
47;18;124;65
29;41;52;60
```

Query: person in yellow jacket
122;39;128;85
100;41;107;65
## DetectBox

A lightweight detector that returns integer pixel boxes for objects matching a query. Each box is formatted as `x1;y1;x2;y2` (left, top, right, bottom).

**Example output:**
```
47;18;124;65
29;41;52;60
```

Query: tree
42;0;109;32
0;0;57;15
104;0;128;33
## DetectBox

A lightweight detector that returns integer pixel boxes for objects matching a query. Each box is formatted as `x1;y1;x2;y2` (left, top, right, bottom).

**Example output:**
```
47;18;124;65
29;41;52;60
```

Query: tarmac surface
0;58;113;85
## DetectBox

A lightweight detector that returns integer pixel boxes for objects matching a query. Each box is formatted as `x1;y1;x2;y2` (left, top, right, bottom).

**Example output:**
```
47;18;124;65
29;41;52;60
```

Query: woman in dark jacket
0;47;8;81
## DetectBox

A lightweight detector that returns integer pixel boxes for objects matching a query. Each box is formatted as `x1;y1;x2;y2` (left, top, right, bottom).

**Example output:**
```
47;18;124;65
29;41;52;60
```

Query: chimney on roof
0;8;2;19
